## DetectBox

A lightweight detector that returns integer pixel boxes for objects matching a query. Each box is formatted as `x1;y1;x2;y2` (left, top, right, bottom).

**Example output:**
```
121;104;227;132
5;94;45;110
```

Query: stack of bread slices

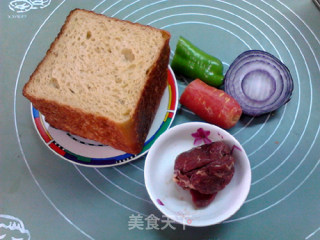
23;9;171;154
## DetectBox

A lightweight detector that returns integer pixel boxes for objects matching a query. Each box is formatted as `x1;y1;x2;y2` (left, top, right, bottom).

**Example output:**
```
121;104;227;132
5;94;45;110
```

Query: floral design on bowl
144;122;251;227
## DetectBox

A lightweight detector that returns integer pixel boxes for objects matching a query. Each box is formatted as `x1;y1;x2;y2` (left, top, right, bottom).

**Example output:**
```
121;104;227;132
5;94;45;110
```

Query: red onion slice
224;50;294;116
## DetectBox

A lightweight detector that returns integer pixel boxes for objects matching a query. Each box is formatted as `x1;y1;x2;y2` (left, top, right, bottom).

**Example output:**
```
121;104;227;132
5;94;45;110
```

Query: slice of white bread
23;9;171;154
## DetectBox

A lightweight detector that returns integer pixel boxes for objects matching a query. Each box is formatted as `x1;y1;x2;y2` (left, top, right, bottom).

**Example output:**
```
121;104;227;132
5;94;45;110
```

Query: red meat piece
173;142;235;208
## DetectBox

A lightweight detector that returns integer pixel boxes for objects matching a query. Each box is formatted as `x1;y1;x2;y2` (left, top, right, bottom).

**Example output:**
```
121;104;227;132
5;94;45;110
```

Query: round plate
144;122;251;227
31;67;178;167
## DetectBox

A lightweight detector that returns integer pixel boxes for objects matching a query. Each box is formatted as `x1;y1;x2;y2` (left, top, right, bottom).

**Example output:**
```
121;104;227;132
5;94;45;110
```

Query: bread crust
23;9;171;154
129;35;170;153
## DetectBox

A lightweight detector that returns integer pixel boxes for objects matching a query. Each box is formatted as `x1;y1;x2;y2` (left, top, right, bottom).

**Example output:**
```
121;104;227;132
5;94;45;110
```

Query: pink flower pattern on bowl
192;128;242;154
156;199;164;206
191;128;212;145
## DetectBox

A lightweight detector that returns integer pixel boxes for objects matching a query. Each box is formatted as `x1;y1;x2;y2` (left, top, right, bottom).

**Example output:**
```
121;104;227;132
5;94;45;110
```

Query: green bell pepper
171;36;224;87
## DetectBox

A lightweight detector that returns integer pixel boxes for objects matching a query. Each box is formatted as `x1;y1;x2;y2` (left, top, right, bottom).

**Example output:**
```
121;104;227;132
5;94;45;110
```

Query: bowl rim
144;121;252;227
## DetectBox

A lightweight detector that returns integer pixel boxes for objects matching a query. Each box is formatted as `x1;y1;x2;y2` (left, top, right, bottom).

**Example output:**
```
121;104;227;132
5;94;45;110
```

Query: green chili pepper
171;36;224;87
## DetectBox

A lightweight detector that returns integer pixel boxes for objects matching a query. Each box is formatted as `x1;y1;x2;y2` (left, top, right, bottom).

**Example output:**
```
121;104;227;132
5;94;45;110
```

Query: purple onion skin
224;50;294;116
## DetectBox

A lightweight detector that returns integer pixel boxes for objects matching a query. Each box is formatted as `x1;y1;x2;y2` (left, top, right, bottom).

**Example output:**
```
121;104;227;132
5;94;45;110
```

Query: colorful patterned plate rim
31;66;178;167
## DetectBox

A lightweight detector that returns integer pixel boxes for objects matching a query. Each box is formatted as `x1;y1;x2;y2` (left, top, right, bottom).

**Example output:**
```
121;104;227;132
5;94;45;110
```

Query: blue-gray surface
1;0;320;239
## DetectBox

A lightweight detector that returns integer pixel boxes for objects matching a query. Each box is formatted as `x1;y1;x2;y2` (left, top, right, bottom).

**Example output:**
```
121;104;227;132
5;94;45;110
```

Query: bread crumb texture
26;9;167;122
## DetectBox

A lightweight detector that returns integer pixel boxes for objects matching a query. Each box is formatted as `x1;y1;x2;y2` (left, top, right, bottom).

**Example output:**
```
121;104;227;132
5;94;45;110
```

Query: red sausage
180;79;242;129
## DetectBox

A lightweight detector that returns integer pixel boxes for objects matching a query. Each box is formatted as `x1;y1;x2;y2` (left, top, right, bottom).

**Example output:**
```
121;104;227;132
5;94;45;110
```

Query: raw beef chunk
173;142;235;208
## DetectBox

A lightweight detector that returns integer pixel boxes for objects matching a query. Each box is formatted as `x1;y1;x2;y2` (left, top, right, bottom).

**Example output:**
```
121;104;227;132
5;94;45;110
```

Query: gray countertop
1;0;320;239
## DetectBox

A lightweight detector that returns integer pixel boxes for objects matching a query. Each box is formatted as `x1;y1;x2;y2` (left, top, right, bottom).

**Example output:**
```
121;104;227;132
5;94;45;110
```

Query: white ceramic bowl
144;122;251;227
